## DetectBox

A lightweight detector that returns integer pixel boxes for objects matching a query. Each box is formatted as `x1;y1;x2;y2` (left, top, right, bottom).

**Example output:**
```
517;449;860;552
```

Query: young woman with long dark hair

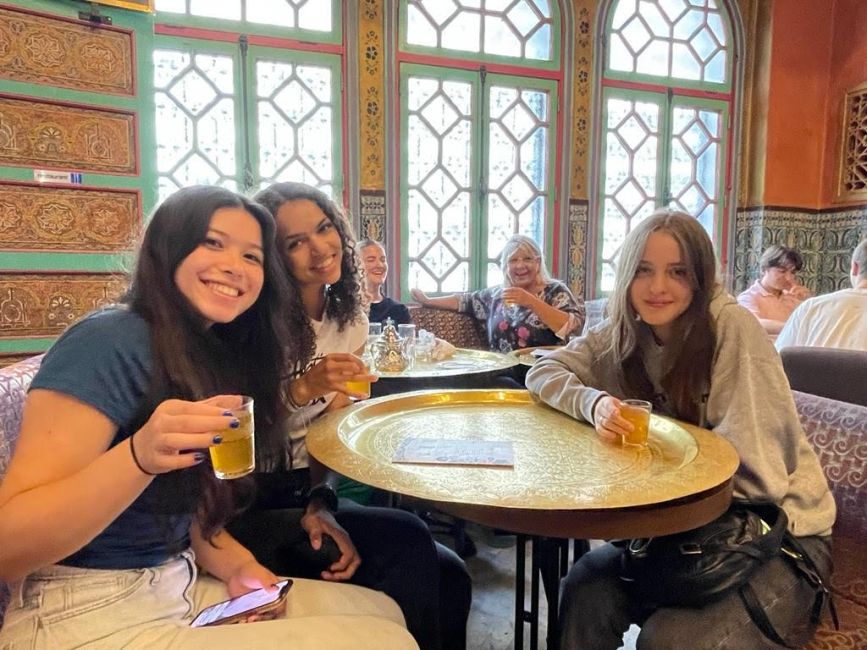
0;186;413;647
227;182;472;650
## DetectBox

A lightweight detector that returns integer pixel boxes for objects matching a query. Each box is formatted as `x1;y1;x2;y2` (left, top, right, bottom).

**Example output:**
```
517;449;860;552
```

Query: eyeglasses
507;256;540;266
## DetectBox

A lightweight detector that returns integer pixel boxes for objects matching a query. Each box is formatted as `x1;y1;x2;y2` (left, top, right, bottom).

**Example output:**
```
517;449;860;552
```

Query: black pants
228;495;470;650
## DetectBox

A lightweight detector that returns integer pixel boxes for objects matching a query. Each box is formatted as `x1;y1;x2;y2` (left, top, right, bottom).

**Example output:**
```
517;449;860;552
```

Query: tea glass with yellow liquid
346;354;374;401
620;399;652;447
209;396;255;479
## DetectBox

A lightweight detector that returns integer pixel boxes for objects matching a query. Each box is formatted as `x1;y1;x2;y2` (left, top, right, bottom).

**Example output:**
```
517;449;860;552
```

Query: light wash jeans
0;550;415;649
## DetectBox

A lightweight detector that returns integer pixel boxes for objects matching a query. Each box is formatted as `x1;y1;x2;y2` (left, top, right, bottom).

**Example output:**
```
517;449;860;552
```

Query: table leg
515;534;527;650
531;539;540;650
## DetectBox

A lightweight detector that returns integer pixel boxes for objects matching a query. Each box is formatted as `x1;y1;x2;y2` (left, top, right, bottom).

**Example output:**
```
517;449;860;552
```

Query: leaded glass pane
486;83;551;272
406;75;474;292
155;0;333;32
607;0;729;85
405;0;554;62
154;49;237;203
599;96;661;291
256;59;334;192
668;105;722;235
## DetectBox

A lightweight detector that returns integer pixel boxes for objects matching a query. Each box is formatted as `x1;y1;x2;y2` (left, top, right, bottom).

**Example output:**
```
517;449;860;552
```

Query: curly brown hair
254;182;364;331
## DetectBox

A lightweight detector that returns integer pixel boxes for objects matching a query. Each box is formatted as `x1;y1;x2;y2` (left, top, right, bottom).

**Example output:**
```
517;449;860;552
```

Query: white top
285;312;368;469
775;287;867;352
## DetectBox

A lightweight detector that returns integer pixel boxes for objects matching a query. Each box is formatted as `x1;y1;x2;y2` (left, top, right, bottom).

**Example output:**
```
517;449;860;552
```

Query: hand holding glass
620;399;652;447
210;396;255;479
346;356;374;401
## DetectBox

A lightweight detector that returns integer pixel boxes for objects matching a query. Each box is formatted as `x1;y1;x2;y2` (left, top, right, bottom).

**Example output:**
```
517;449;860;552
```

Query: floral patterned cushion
795;390;867;648
0;354;43;630
409;306;488;350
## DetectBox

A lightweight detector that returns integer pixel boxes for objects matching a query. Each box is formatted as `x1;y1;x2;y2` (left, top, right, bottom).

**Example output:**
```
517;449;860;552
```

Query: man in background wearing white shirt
776;240;867;352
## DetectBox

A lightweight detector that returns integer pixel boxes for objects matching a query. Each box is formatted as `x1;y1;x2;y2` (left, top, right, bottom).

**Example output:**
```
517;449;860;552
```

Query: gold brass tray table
375;347;518;379
308;389;739;539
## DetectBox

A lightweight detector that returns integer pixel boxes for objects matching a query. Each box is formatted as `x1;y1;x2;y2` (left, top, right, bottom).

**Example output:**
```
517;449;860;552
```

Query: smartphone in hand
190;579;293;627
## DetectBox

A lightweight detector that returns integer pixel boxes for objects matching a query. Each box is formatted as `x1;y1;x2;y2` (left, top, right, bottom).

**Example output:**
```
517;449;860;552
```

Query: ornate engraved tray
508;345;562;367
375;348;518;378
307;389;739;511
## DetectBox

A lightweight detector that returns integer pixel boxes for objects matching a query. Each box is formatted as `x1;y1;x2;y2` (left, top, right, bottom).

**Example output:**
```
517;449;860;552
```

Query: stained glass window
400;1;561;295
596;0;736;292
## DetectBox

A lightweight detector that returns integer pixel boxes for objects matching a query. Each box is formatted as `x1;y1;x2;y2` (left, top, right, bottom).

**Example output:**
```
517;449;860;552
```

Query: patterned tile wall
567;199;589;299
733;205;867;293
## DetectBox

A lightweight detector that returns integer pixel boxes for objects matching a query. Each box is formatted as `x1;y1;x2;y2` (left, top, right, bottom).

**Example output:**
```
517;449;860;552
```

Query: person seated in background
0;186;413;648
358;238;411;326
410;234;585;352
776;239;867;351
228;182;471;650
526;210;834;650
737;244;811;336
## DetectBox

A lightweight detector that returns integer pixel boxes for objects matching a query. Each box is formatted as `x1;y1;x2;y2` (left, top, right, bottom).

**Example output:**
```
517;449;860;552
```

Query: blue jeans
0;550;413;649
559;537;833;650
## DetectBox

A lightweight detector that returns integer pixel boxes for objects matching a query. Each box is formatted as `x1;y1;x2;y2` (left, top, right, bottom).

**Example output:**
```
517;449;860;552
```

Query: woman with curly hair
228;182;471;650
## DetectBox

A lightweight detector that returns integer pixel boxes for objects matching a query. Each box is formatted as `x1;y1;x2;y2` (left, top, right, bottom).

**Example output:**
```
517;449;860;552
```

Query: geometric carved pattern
571;2;595;199
0;182;139;252
733;204;867;295
359;0;384;188
839;82;867;201
0;6;134;96
360;189;386;244
0;95;136;174
567;199;589;300
0;273;126;338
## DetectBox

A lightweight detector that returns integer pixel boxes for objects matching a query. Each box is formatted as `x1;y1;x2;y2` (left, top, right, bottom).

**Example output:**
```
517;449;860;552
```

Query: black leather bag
619;502;837;648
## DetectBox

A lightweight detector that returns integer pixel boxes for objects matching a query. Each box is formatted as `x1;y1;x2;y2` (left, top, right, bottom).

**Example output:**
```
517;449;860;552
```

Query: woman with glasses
411;234;584;352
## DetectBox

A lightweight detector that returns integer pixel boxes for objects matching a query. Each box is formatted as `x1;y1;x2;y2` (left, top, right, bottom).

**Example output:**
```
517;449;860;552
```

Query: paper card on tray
392;438;514;467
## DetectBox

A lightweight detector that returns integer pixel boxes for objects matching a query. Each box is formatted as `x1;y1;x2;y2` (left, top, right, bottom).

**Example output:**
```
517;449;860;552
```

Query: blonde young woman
526;210;835;649
358;238;411;326
411;234;585;352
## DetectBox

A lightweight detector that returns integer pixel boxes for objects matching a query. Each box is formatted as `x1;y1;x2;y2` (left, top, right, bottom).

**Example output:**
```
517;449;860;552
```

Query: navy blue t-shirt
30;307;194;569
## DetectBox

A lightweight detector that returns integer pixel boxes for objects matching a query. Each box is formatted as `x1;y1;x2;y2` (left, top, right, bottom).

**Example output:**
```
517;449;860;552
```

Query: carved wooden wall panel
0;182;139;252
0;5;135;96
0;273;126;338
0;352;34;367
0;95;136;174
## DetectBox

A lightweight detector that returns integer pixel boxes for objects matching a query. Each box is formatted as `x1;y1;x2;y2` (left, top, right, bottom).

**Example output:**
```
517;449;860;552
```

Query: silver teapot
373;318;409;372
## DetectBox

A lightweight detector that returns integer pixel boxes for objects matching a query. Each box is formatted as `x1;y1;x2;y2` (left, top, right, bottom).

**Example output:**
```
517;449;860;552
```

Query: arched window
398;0;566;296
152;0;343;201
594;0;740;292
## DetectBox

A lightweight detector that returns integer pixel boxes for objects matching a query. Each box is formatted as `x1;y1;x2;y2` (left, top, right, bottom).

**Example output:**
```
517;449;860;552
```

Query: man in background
775;240;867;352
737;244;811;336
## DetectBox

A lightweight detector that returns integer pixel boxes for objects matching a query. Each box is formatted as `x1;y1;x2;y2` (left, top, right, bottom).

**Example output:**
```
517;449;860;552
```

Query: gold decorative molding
0;94;136;174
570;0;595;200
0;5;135;96
736;0;770;208
0;273;126;338
0;182;139;252
359;0;385;189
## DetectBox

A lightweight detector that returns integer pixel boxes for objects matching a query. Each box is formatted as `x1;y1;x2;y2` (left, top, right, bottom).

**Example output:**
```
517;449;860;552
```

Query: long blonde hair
607;210;719;423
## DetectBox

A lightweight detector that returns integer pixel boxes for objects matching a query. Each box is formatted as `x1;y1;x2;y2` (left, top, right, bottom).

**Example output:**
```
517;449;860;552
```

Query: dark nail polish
213;434;223;444
194;452;205;461
222;410;233;416
229;419;240;429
